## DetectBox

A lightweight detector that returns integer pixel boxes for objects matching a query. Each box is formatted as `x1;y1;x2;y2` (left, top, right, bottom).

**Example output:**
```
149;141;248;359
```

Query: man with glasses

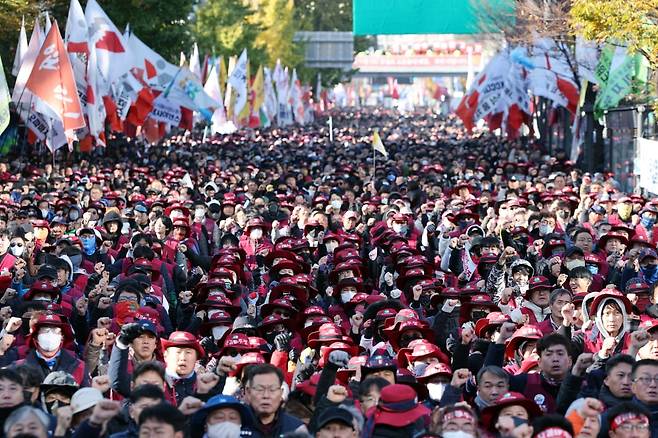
593;359;658;437
604;401;653;438
244;364;308;436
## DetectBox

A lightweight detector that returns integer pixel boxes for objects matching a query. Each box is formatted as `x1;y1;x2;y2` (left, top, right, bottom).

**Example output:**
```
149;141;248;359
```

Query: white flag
43;12;52;36
189;43;201;80
127;32;179;92
12;17;28;77
372;129;388;158
86;43;107;145
289;69;305;125
12;19;43;103
65;0;89;53
85;0;134;86
204;63;229;134
576;37;599;85
0;56;10;135
263;67;277;126
273;60;292;126
528;38;579;113
227;49;248;117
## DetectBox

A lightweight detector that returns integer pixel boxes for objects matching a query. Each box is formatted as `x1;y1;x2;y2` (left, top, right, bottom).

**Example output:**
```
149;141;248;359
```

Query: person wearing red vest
14;313;89;386
485;328;572;414
109;320;164;399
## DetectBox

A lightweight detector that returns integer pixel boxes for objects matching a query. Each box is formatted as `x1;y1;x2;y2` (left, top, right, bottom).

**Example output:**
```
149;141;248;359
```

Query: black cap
36;265;58;280
317;407;354;430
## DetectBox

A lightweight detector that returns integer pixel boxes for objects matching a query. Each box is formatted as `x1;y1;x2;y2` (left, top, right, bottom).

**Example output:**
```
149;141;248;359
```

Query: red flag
103;96;123;132
25;21;85;140
126;87;155;127
455;90;480;132
179;107;193;130
557;77;579;114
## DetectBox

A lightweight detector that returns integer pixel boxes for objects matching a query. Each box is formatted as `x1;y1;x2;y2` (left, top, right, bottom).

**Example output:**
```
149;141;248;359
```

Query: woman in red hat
240;218;272;270
363;383;431;437
560;288;632;357
480;391;542;434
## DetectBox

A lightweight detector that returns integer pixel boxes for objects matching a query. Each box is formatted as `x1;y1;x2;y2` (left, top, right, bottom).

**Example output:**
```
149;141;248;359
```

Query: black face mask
46;399;69;415
472;310;488;321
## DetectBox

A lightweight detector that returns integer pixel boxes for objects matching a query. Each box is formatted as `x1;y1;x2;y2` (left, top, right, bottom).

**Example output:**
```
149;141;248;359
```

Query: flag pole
372;131;376;179
328;115;333;142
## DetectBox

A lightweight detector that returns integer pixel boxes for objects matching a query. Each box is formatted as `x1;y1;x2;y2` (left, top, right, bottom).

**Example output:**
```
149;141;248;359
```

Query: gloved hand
362;319;374;339
328;350;350;368
288;349;299;364
118;323;143;345
273;332;292;352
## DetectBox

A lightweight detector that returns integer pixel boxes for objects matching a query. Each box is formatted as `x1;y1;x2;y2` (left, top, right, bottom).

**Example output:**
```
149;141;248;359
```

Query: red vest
522;373;557;413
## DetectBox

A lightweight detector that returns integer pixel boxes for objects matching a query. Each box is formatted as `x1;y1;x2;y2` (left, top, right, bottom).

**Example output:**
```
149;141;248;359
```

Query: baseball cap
70;387;103;415
317;407;355;430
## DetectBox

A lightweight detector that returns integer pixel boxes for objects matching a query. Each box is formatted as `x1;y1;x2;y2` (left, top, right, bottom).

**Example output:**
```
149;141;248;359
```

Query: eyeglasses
9;243;23;247
616;423;650;432
633;376;658;385
248;385;282;395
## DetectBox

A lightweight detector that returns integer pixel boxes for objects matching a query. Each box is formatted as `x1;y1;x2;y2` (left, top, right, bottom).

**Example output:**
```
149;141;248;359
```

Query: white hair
4;406;50;435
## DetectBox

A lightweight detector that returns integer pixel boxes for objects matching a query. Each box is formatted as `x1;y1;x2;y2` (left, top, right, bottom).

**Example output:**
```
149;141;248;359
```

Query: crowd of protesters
0;108;657;438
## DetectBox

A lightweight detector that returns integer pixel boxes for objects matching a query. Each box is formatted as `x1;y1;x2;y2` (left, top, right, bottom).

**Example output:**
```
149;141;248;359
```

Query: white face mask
565;259;586;271
211;326;230;341
325;242;338;253
392;223;405;234
10;245;24;257
194;208;206;219
331;200;343;210
38;332;62;352
341;290;356;303
442;431;475;438
207;421;241;438
250;229;263;240
427;382;447;401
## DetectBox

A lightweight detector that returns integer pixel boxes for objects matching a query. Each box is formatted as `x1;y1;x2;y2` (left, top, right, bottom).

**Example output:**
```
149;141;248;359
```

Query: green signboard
353;0;514;35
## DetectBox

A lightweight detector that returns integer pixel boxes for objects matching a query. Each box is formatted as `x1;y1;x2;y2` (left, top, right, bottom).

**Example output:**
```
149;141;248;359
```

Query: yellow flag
218;56;227;97
225;55;237;119
253;65;265;111
372;129;388;158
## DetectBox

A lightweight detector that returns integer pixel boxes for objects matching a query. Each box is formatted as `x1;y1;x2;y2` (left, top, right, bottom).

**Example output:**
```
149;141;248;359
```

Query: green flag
594;46;634;118
0;56;10;136
594;44;614;86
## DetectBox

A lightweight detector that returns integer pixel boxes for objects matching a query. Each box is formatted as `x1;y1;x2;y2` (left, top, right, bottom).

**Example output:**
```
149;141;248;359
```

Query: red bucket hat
475;312;511;338
307;323;349;348
160;331;204;358
504;325;543;360
396;339;449;370
215;332;254;358
480;392;542;430
29;313;75;347
368;384;431;428
386;318;435;351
